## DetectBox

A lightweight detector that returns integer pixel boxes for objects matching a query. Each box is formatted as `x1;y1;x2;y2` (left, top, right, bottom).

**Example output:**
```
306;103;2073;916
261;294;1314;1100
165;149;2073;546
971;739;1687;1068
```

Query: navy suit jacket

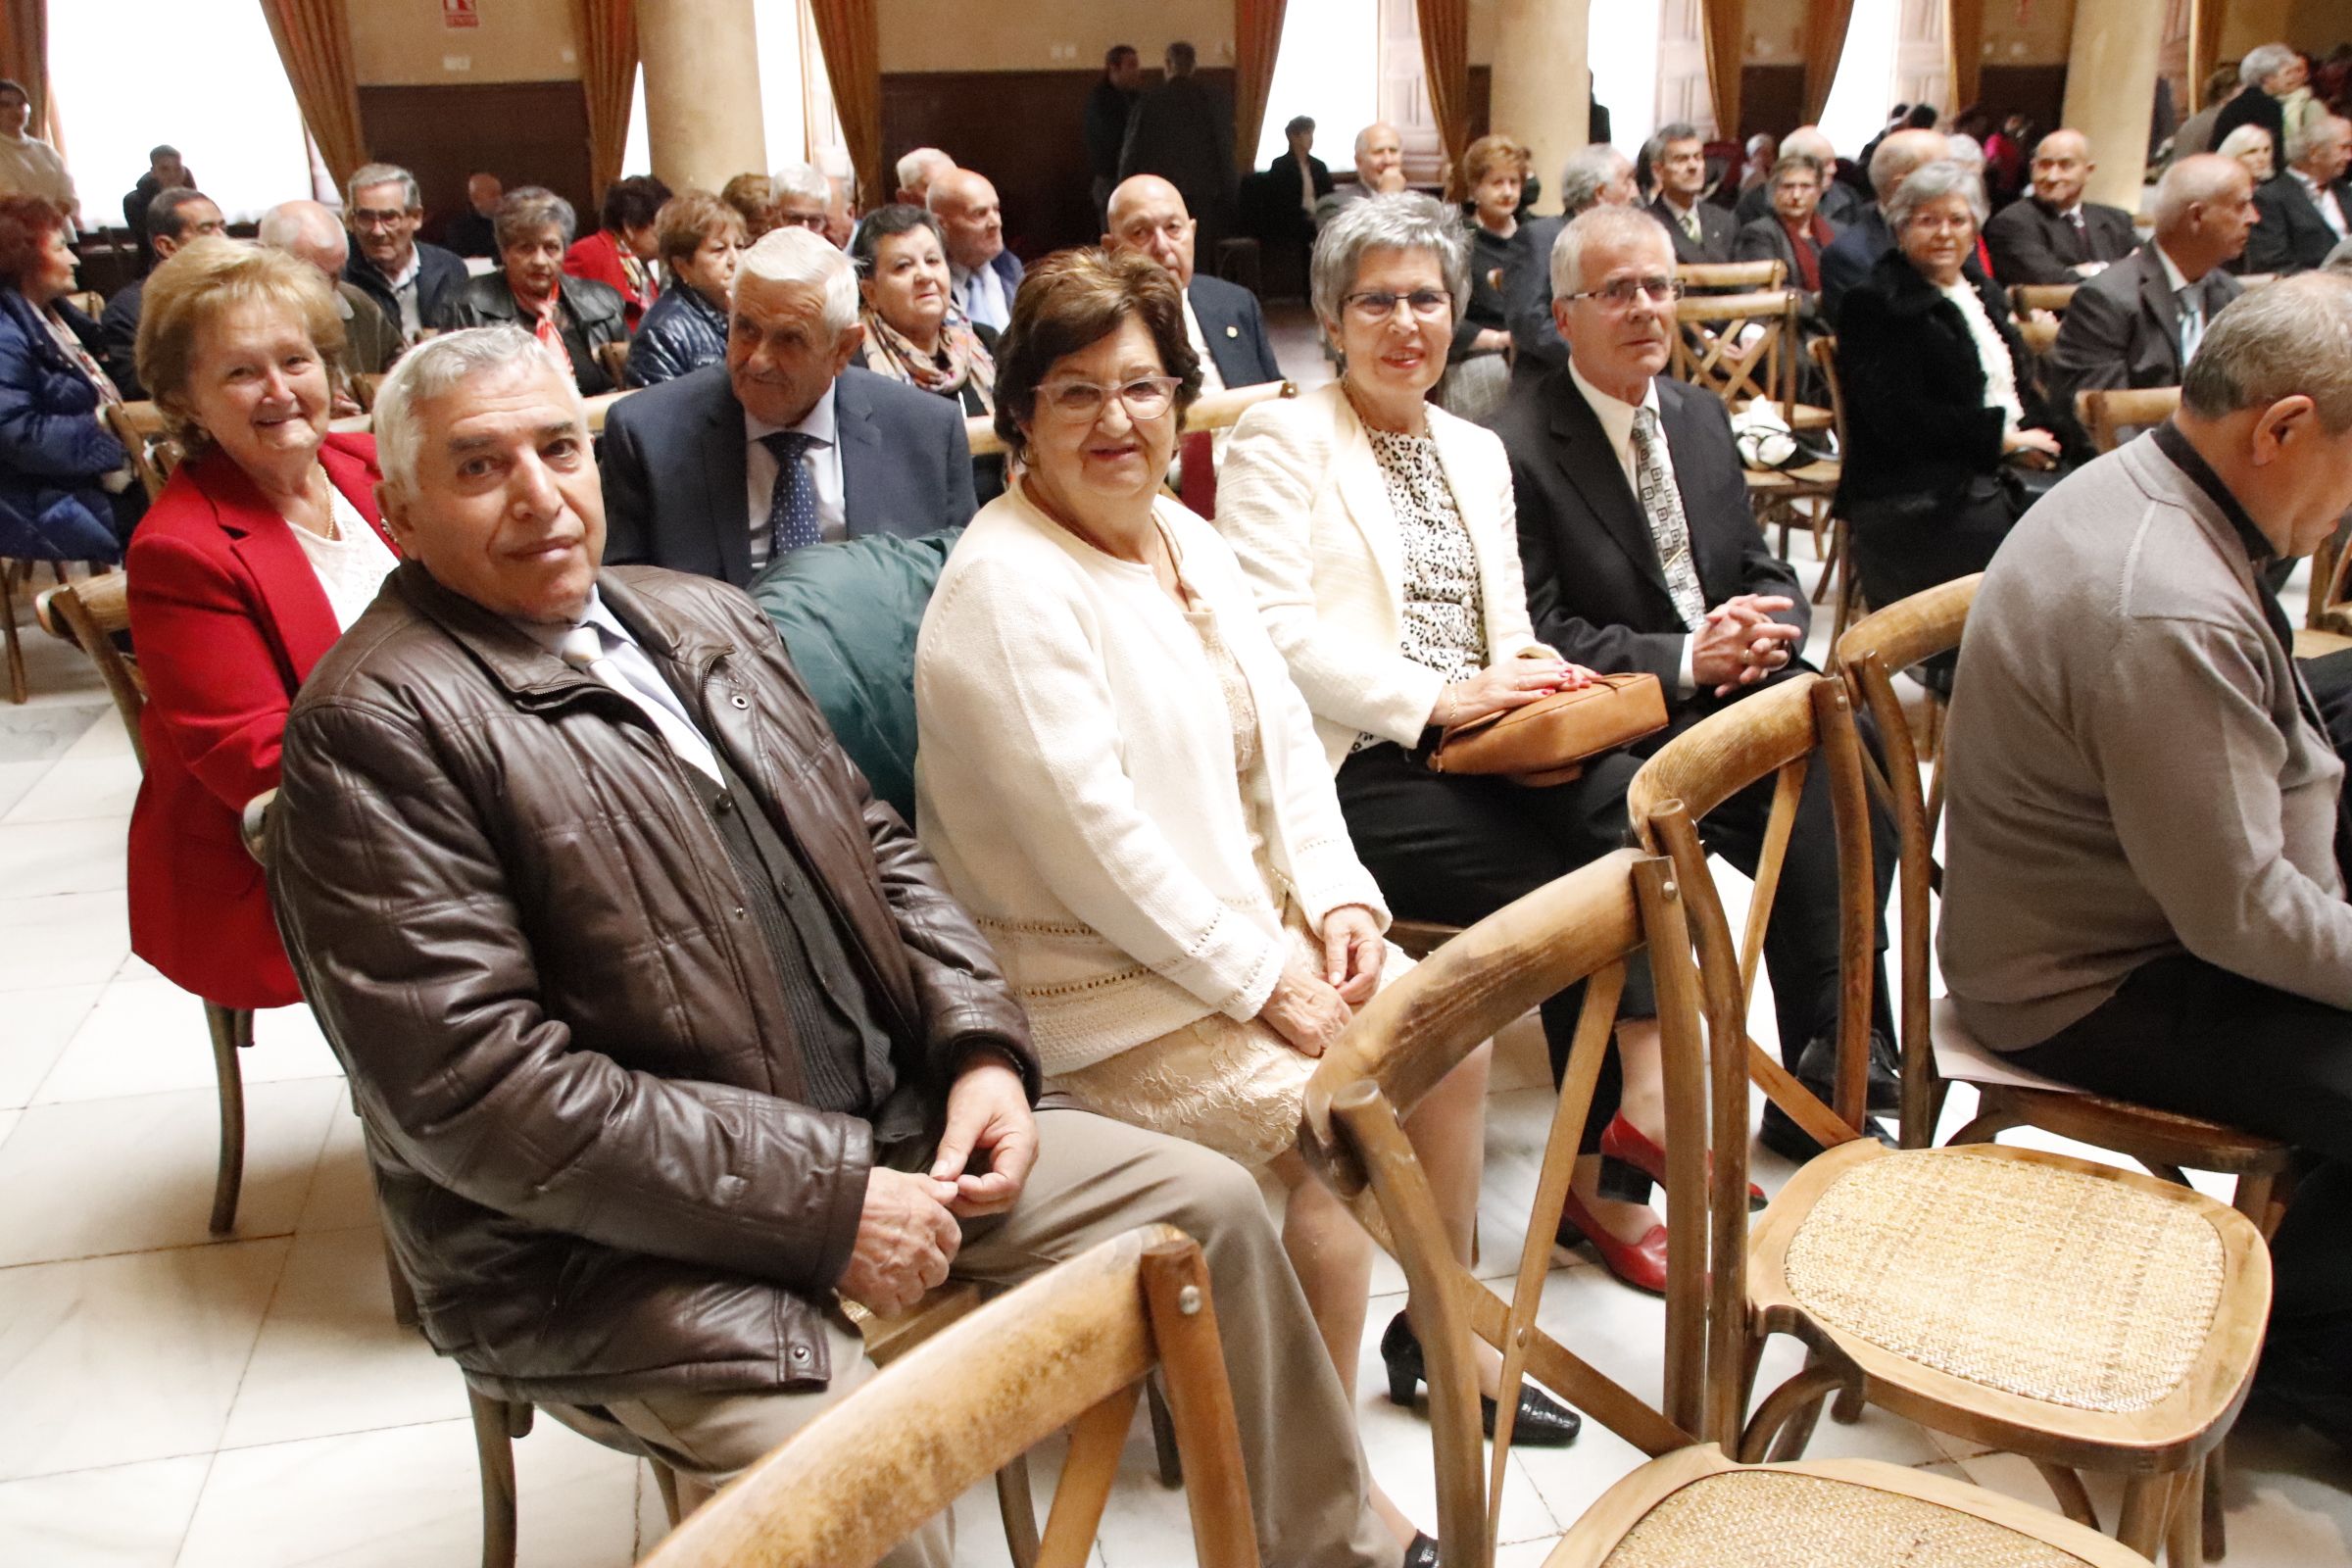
600;364;978;589
1187;274;1283;386
2248;173;2352;275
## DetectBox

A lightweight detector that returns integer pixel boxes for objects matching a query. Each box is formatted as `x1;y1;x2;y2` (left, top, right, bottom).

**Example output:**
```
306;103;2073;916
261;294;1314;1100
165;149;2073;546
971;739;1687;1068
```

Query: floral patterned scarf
858;305;996;416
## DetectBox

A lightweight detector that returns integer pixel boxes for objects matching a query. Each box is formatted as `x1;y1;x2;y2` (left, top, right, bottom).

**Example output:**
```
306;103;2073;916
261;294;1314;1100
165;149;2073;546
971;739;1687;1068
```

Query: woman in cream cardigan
916;253;1572;1555
1216;193;1673;1299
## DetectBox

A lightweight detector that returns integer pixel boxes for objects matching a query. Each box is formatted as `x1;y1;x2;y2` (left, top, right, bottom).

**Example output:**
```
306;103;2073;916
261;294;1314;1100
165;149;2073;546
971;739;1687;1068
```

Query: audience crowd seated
851;203;1004;503
624;189;745;389
1734;152;1841;334
2216;42;2310;180
265;323;1412;1568
1836;159;2065;617
122;143;193;274
1943;271;2352;1441
442;172;503;259
1263;114;1335;244
99;185;225;397
1647;122;1737;266
342;163;467;346
1102;174;1283;391
601;227;976;588
1505;141;1640;376
1436;134;1522;420
1317;122;1409;225
2250;113;2352;274
1983;128;2138;284
562;172;668;331
928;168;1020;334
0;193;135;560
1820;126;1951;322
1732;125;1860;227
2221;122;2280;190
257;200;403;382
719;172;777;241
122;238;397;1011
437;187;627;397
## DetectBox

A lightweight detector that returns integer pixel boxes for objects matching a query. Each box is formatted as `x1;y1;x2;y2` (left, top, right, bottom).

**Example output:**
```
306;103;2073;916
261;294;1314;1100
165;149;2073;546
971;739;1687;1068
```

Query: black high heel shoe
1403;1531;1441;1568
1380;1311;1582;1446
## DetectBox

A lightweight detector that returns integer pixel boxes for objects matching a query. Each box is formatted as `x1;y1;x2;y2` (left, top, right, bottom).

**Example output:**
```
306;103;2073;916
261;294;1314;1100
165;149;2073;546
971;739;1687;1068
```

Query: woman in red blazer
563;174;667;330
125;240;400;1010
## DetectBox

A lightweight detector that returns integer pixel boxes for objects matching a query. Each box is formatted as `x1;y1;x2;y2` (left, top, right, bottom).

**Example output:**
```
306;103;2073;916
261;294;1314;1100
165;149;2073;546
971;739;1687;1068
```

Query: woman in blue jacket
0;196;136;561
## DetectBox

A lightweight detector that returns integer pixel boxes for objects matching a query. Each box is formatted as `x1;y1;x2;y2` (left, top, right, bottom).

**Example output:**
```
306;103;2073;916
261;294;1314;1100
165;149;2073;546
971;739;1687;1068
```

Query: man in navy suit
602;228;977;590
927;169;1024;334
1102;174;1283;388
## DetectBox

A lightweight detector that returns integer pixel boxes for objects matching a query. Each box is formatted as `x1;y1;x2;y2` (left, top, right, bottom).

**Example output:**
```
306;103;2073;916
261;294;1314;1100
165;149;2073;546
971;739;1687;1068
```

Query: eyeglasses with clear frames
1342;289;1453;323
1039;375;1184;419
1563;275;1685;310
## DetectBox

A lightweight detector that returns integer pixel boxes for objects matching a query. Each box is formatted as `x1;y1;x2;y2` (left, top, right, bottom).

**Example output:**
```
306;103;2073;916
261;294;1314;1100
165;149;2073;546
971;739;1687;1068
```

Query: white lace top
289;488;399;631
1938;278;2025;430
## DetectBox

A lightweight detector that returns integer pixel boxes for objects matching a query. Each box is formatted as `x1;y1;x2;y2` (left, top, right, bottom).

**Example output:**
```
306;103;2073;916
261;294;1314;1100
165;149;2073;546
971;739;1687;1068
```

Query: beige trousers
551;1107;1396;1568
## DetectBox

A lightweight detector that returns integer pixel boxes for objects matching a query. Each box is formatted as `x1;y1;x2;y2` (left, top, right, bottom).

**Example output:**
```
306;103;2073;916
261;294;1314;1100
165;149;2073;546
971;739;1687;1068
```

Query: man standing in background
1086;45;1144;229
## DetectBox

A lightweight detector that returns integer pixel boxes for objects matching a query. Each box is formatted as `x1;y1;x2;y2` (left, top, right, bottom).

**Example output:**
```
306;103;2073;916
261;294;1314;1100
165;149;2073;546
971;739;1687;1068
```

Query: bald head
927;168;1004;270
1354;122;1406;194
2151;154;2258;278
1783;125;1836;165
258;199;350;277
1870;128;1949;207
2030;128;2095;210
1103;174;1196;285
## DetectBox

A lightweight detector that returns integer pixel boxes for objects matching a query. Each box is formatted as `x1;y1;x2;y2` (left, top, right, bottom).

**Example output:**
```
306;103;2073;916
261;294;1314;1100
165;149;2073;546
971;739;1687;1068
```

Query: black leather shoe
1757;1102;1896;1164
1403;1531;1441;1568
1380;1311;1582;1446
1791;1029;1902;1114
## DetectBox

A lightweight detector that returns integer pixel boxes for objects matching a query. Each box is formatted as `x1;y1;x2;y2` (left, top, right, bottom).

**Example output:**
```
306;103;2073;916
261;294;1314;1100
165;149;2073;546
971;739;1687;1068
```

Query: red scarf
1779;213;1835;293
516;285;574;372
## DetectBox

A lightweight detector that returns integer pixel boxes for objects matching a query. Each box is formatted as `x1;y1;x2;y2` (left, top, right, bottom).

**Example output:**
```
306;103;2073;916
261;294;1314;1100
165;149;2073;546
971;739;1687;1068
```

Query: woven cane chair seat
1592;1468;2098;1568
1782;1149;2225;1413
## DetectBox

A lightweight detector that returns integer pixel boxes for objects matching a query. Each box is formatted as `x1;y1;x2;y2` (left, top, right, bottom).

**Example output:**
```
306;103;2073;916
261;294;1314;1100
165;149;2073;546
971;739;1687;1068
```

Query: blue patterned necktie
760;429;821;568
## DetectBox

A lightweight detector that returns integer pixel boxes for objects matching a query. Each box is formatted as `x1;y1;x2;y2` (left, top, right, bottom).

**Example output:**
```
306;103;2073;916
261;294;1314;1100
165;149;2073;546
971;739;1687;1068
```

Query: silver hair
346;162;421;213
372;325;585;498
895;147;952;191
257;200;347;263
1557;144;1632;216
1886;159;1988;232
2287;114;2350;170
2152;155;2250;232
2184;272;2352;431
2217;123;2274;162
1548;204;1672;301
2239;43;2300;91
737;224;860;336
770;161;829;204
1945;132;1985;172
1868;129;1946;201
1309;191;1470;329
493;186;577;252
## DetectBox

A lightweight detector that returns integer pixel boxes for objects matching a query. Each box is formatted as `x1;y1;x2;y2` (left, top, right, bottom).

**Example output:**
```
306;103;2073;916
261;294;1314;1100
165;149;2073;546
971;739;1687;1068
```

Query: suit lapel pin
1225;324;1239;337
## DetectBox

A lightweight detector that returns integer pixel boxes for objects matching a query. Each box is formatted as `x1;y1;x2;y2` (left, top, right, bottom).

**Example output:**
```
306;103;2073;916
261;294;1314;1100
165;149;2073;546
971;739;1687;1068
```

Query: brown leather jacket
267;562;1037;1403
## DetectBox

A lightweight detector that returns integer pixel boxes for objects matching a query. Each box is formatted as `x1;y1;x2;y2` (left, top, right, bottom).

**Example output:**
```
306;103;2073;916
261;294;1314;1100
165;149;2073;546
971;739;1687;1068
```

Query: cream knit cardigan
914;481;1390;1076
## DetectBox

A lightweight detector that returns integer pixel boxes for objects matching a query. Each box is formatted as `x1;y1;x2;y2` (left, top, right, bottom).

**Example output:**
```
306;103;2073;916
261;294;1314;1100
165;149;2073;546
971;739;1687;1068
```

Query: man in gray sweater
1940;271;2352;1442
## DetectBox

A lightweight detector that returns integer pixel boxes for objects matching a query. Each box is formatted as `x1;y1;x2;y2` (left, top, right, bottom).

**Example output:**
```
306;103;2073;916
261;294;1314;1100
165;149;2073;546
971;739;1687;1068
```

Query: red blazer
124;434;395;1009
564;228;659;330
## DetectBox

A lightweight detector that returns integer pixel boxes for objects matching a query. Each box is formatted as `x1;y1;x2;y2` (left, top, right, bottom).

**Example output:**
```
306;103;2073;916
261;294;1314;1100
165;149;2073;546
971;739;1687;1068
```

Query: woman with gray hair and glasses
437;186;629;395
1217;195;1666;1319
1835;159;2063;622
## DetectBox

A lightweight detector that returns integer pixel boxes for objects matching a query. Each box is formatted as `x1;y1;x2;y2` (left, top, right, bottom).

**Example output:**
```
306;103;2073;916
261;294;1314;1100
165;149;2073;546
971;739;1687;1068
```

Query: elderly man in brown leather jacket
266;326;1403;1568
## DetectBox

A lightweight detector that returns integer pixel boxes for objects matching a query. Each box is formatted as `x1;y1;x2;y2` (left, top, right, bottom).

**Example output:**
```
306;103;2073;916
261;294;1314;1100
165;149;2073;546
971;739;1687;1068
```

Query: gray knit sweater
1939;428;2352;1050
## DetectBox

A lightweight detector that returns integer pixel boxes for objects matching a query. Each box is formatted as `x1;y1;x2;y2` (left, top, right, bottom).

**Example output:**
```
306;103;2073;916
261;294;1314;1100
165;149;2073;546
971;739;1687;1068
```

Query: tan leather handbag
1426;672;1669;787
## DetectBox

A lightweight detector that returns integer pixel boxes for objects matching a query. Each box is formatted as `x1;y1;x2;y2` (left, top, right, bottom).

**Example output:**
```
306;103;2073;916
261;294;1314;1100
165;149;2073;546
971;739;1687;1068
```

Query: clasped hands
840;1055;1033;1314
1258;903;1385;1059
1690;594;1802;698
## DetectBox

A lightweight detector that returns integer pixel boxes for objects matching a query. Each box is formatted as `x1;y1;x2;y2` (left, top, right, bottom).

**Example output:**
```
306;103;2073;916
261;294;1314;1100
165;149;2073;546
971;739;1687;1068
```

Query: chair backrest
583;387;630;434
2015;316;2060;357
31;571;146;766
2009;282;2078;318
1300;849;1709;1568
1678;259;1786;292
596;338;630;390
1806;335;1848;454
1626;673;1879;1153
2075;385;2180;456
964;377;1298;463
104;401;182;502
1669;288;1797;419
638;1225;1258;1568
1833;576;1981;1147
64;289;106;319
351;371;386;412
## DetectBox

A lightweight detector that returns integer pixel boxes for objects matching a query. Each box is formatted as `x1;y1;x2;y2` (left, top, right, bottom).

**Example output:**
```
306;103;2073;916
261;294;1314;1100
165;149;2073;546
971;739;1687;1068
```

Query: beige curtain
1;0;48;139
1700;0;1745;139
2187;0;2228;110
1800;0;1856;123
258;0;368;189
1415;0;1471;196
807;0;882;207
1234;0;1287;175
1946;0;1984;113
572;0;637;195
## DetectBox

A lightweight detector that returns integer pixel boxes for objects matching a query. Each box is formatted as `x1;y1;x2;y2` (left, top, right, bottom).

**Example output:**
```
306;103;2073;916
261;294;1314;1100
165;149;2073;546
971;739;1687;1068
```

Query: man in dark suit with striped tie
602;228;977;589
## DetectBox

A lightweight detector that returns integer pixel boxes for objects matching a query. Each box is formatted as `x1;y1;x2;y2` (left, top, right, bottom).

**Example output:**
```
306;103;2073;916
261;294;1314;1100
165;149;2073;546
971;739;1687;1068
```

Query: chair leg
1146;1375;1183;1489
2117;1472;2179;1560
2;562;26;707
2203;1447;2229;1561
2032;1461;2100;1531
467;1390;520;1568
995;1452;1041;1568
2167;1457;2206;1567
651;1460;684;1529
203;1004;251;1236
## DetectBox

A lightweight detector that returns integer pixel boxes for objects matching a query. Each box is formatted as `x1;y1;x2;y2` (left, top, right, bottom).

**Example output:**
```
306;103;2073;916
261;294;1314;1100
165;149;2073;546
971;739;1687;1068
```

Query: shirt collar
385;247;422;289
2150;242;2194;294
1567;357;1661;455
744;379;839;447
518;586;630;657
2151;419;2274;565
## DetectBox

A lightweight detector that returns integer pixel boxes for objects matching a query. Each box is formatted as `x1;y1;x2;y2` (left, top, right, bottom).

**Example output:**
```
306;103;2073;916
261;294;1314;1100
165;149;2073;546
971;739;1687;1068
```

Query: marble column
1492;0;1593;216
2060;0;2166;210
637;0;767;194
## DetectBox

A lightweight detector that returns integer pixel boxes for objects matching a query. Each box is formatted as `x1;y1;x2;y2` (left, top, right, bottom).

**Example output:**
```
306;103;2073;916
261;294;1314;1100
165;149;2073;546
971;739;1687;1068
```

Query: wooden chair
1805;334;1864;645
2076;386;2180;458
640;1226;1256;1568
1631;671;2272;1566
595;339;630;391
2016;316;2061;357
104;400;182;502
1671;289;1838;563
1299;847;2155;1568
2010;282;2080;319
1676;258;1786;292
64;288;106;319
35;568;261;1233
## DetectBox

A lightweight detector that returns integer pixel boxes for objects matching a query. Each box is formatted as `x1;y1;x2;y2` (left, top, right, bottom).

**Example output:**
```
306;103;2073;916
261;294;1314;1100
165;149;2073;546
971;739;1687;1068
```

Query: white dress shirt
954;259;1011;333
1181;292;1228;394
743;382;848;554
538;588;722;782
1567;362;1700;696
2293;170;2350;240
2150;243;2210;363
382;246;425;340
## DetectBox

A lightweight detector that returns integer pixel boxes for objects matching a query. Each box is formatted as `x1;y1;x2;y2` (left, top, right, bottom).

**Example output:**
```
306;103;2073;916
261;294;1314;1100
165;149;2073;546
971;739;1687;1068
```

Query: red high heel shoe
1555;1186;1670;1296
1600;1111;1766;1211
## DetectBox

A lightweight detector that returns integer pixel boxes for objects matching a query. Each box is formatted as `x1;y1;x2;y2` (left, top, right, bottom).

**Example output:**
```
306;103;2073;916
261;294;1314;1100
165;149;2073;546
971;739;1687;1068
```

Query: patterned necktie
2177;285;2206;365
1630;407;1708;631
1681;206;1702;245
758;430;821;571
2066;209;2087;263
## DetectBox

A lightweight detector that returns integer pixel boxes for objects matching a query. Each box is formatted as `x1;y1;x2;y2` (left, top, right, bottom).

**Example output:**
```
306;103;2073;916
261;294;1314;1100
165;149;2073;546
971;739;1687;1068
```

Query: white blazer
1215;381;1549;773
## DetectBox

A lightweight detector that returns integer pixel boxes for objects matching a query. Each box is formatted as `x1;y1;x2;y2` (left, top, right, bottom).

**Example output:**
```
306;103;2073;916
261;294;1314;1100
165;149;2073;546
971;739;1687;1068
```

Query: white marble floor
4;336;2350;1563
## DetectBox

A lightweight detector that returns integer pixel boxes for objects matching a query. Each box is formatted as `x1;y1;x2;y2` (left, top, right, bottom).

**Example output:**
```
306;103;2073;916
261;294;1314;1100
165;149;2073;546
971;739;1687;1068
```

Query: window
1589;0;1667;156
1253;0;1380;172
621;0;840;180
1819;0;1905;164
49;0;312;223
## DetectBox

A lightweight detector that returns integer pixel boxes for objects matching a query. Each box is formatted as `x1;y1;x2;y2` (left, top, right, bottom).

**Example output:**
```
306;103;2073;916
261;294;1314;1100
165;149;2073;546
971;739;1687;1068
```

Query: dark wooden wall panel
1739;66;1806;139
356;82;594;249
1974;66;2071;143
881;68;1235;258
